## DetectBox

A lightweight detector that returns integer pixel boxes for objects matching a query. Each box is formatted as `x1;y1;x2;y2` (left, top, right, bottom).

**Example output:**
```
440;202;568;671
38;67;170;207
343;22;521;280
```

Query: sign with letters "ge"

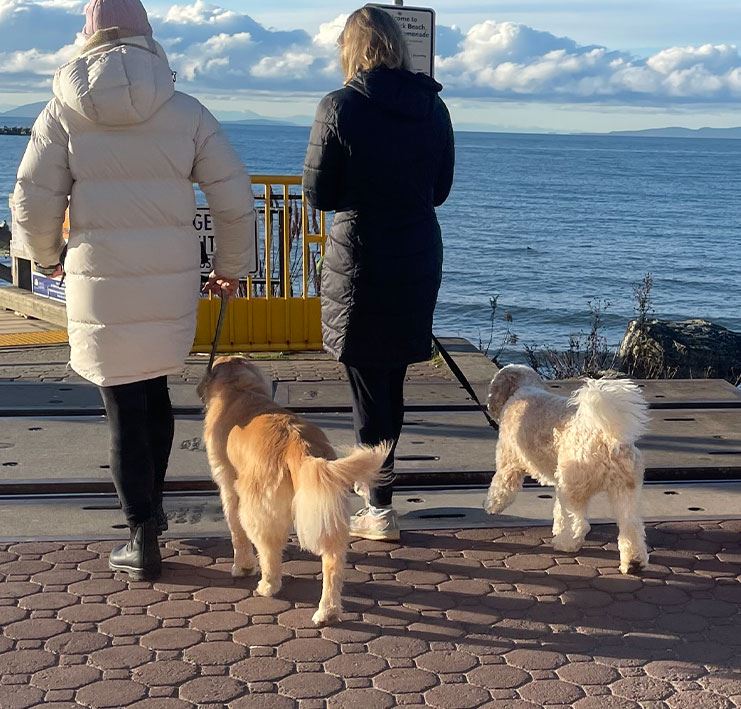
193;207;259;279
367;4;436;77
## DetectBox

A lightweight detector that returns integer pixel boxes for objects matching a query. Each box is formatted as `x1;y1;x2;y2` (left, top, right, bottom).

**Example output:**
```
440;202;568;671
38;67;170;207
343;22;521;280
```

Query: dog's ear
487;366;524;419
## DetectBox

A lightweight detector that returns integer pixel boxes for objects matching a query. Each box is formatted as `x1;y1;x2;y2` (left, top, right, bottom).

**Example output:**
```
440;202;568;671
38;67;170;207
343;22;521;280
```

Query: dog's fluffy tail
569;379;649;444
292;443;390;554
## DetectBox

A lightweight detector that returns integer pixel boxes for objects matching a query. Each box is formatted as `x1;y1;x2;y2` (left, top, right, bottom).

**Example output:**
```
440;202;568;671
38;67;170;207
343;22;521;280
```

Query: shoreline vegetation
0;126;31;136
478;273;741;385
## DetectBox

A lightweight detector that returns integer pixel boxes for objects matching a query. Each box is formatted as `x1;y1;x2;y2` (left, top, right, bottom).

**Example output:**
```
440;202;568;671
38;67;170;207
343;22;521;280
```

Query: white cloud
4;0;741;106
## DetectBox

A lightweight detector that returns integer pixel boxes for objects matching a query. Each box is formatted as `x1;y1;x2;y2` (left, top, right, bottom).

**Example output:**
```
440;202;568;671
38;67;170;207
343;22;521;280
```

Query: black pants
99;376;174;527
345;364;407;507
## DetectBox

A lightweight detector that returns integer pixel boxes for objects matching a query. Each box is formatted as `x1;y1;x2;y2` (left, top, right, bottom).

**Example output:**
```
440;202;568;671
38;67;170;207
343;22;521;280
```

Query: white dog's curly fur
484;365;650;574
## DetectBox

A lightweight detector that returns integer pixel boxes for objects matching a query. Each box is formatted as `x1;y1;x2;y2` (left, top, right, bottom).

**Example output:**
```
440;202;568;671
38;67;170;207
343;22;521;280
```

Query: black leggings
99;376;174;527
345;365;407;507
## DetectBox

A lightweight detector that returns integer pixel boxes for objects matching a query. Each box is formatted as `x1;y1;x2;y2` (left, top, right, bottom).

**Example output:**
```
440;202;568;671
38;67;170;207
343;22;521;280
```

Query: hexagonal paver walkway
1;521;740;708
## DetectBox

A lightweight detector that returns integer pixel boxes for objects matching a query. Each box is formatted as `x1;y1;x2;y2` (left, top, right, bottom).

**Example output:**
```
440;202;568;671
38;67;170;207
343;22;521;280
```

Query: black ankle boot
109;518;162;581
155;502;168;534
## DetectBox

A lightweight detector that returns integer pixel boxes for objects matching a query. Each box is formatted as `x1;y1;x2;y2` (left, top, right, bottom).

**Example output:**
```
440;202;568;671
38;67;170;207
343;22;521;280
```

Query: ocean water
2;122;740;350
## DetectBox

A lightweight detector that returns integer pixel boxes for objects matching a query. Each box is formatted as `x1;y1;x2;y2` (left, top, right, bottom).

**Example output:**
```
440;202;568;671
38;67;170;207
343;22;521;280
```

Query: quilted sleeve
12;100;73;267
303;93;345;212
192;105;256;278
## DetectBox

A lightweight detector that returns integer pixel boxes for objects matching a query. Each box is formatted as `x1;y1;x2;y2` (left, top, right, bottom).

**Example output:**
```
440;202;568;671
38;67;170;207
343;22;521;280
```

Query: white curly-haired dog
484;365;650;574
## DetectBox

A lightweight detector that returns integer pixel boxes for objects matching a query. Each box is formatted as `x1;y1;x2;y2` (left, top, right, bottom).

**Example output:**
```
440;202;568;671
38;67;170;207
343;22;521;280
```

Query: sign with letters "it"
367;4;436;77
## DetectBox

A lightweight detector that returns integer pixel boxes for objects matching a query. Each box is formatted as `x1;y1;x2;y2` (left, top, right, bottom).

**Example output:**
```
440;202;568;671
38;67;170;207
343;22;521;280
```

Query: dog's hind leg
241;482;292;598
609;486;649;575
217;480;257;577
312;539;347;627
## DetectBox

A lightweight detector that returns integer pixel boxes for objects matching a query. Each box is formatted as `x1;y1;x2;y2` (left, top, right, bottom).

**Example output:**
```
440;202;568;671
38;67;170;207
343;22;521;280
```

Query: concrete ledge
0;286;67;328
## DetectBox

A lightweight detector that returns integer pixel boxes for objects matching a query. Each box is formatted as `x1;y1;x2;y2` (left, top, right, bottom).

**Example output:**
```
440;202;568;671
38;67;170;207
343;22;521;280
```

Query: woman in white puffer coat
12;0;255;580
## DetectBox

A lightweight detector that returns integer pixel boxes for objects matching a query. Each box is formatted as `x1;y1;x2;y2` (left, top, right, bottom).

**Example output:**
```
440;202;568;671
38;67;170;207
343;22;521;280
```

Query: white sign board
194;207;259;279
367;4;436;77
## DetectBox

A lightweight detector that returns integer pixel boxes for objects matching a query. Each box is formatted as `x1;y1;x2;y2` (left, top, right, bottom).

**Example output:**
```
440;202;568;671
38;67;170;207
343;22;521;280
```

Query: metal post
394;0;403;4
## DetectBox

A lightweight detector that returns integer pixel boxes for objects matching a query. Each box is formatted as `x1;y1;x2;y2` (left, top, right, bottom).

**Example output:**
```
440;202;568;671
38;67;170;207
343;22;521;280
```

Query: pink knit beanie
82;0;152;37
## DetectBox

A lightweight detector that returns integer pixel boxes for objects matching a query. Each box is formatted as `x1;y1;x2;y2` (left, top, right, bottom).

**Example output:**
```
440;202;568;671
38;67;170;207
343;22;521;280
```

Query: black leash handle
432;335;499;432
207;296;228;374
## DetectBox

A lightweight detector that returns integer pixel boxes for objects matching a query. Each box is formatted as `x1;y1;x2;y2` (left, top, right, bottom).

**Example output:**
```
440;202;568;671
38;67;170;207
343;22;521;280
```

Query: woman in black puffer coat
303;6;455;541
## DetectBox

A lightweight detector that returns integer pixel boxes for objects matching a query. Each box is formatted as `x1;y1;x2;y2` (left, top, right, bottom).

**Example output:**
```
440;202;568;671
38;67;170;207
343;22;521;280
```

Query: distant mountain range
0;102;312;126
4;102;741;138
608;126;741;139
0;101;48;119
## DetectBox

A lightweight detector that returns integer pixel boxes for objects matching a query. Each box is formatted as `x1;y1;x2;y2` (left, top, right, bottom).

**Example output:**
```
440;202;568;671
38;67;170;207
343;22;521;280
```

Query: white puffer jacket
13;31;255;386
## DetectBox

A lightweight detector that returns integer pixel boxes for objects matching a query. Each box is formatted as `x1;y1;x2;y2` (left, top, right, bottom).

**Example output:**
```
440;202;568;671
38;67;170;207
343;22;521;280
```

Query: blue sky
2;0;741;131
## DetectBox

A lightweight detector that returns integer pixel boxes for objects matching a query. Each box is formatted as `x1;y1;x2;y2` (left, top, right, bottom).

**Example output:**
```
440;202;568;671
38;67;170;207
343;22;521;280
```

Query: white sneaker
350;506;400;542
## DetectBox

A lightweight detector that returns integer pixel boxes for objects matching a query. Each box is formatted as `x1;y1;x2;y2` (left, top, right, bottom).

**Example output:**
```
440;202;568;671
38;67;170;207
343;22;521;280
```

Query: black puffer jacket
304;67;455;367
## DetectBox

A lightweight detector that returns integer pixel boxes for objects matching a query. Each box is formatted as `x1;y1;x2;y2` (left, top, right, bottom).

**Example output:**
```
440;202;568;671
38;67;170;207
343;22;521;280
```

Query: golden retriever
485;365;650;574
198;356;388;626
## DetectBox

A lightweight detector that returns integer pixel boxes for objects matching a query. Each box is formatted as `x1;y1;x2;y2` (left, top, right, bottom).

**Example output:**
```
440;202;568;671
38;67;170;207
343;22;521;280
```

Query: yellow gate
192;175;327;353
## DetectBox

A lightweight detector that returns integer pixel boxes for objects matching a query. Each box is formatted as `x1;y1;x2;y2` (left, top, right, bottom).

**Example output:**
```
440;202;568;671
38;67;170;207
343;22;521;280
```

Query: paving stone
179;676;245;704
45;631;109;654
0;582;41;599
129;701;193;709
76;679;147;708
99;615;159;637
233;625;293;647
3;618;67;640
0;684;44;709
148;600;207;619
368;636;429;659
375;668;438;693
279;672;344;699
68;580;127;597
30;665;101;690
184;640;247;665
190;610;249;632
326;653;387;678
666;691;733;709
0;606;26;626
231;657;294;682
611;676;675;701
556;662;620;685
132;660;197;687
108;590;167;608
0;648;57;675
277;638;339;662
574;698;640;709
58;604;118;624
505;649;567;670
468;665;530;689
519;678;585;705
90;645;153;670
31;570;88;586
424;683;491;708
328;688;395;709
416;650;478;674
193;587;251;605
140;628;202;650
42;550;97;565
230;696;296;709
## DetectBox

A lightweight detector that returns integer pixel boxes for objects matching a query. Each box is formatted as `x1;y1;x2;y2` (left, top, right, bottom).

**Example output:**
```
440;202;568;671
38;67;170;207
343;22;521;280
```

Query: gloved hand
202;273;239;298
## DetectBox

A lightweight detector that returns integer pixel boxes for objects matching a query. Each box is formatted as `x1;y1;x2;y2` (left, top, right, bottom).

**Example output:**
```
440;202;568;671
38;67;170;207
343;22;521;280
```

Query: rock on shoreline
619;318;741;383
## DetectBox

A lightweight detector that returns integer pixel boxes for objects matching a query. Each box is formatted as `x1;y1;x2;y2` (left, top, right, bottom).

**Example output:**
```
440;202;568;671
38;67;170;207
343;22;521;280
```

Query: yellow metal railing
192;175;327;353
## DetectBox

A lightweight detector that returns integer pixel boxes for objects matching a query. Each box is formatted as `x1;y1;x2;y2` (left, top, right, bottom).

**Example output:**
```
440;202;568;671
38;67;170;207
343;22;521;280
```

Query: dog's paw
231;563;257;578
483;496;506;515
312;606;341;627
256;579;281;597
620;556;648;575
552;535;582;553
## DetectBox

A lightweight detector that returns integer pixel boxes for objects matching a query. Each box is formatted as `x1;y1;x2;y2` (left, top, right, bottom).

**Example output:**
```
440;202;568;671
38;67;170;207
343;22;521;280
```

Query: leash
206;295;229;374
432;334;499;432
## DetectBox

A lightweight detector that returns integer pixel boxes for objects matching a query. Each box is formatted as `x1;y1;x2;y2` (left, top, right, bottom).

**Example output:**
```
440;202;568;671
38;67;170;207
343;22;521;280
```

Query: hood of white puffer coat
53;35;175;126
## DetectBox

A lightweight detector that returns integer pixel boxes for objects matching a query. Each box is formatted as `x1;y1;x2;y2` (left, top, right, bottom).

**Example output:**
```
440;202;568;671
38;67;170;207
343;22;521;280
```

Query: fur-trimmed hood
53;28;174;126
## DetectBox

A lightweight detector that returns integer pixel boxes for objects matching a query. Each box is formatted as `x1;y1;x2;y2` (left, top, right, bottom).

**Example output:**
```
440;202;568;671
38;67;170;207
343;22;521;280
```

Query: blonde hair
339;7;411;82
